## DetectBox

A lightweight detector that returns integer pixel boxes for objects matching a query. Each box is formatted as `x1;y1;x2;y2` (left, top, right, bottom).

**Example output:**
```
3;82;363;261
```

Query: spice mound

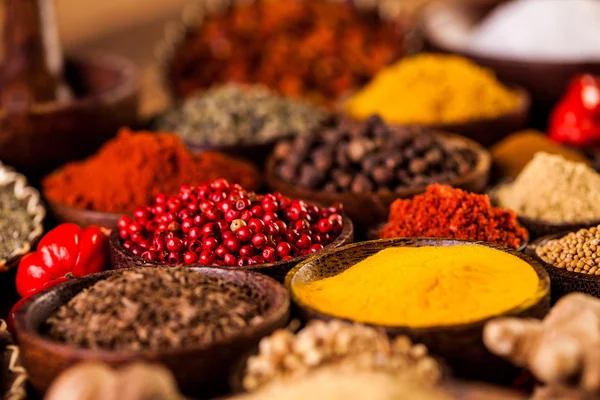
117;180;344;266
294;246;540;327
536;225;600;275
490;130;590;180
42;128;260;214
46;268;266;351
495;152;600;223
157;84;327;147
243;320;442;391
346;54;520;125
272;115;477;193
379;184;527;249
167;0;405;105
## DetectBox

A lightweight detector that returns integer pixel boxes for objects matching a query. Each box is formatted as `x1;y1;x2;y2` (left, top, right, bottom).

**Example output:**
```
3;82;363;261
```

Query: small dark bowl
367;223;530;252
488;182;600;239
0;54;139;177
13;267;290;396
265;131;491;232
526;231;600;303
421;1;600;107
46;200;122;229
285;238;550;381
109;215;354;282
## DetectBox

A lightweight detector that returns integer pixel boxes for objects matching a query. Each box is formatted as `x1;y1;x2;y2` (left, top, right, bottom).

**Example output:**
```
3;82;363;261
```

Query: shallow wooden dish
421;1;600;106
526;231;600;302
285;238;550;380
13;266;290;396
0;54;139;176
46;200;122;229
0;162;45;272
265;131;491;232
109;215;354;282
488;182;600;239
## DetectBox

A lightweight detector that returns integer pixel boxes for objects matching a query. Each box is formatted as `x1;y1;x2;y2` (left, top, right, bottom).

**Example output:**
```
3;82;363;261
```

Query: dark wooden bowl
367;223;530;252
421;1;600;106
526;231;600;303
0;54;139;177
185;140;277;168
430;87;530;147
265;131;491;232
285;238;550;381
109;215;354;282
488;182;600;239
0;162;45;272
46;200;122;229
13;267;290;396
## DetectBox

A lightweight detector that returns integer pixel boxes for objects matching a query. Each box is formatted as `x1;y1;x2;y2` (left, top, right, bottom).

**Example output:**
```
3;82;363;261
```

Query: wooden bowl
526;231;600;302
185;139;277;168
109;215;354;282
0;54;139;177
0;162;45;272
46;200;122;229
421;1;600;106
0;319;27;400
488;182;600;239
285;238;550;380
265;131;491;232
13;267;290;396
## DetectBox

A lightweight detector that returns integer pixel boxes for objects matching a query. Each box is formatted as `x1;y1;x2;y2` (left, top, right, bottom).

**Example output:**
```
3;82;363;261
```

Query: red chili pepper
15;223;108;298
549;74;600;147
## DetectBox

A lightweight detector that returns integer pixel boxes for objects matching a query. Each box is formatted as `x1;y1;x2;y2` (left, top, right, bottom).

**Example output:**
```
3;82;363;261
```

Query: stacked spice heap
117;179;344;266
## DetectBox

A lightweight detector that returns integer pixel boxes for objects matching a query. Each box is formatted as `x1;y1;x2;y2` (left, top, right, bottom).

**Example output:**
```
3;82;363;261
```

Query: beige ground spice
496;153;600;223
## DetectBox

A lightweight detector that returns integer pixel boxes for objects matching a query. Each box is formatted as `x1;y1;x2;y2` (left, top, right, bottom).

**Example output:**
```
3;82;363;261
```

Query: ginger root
45;362;184;400
483;293;600;392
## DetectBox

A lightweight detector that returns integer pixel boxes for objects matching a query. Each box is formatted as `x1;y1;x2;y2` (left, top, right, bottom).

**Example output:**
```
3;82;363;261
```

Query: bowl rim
109;212;353;272
0;162;46;271
0;53;139;117
14;266;291;359
420;1;600;66
526;230;600;283
45;198;123;223
265;129;491;201
488;181;600;228
285;237;550;332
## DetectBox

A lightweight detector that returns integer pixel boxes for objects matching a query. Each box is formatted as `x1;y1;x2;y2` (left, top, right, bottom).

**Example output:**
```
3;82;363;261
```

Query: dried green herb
157;84;328;146
46;268;266;351
0;188;36;260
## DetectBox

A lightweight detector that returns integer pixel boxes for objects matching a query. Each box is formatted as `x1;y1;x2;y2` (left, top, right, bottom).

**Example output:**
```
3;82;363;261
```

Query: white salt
469;0;600;62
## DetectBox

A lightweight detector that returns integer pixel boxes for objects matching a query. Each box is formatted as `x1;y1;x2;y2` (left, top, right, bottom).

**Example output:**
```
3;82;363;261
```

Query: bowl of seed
526;225;600;303
13;267;290;396
0;162;46;272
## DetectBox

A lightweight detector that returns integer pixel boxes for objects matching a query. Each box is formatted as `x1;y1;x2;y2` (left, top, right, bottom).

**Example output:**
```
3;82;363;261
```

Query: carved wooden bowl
0;162;45;272
265;131;491;232
285;238;550;381
0;54;139;176
46;200;122;229
109;214;354;282
13;267;290;396
526;231;600;303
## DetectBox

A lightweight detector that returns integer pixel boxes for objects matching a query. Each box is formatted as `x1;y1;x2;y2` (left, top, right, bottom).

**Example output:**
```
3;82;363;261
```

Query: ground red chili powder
379;184;528;249
42;128;261;214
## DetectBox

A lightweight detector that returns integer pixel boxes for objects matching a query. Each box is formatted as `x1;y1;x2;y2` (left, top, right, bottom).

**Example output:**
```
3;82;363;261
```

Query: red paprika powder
42;128;261;214
379;184;527;249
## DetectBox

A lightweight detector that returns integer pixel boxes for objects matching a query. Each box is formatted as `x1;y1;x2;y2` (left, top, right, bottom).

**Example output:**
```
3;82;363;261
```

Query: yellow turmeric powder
345;54;520;125
294;246;540;328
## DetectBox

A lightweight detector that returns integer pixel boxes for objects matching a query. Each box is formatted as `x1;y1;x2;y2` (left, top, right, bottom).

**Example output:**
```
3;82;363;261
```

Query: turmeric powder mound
294;246;540;328
346;54;520;125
